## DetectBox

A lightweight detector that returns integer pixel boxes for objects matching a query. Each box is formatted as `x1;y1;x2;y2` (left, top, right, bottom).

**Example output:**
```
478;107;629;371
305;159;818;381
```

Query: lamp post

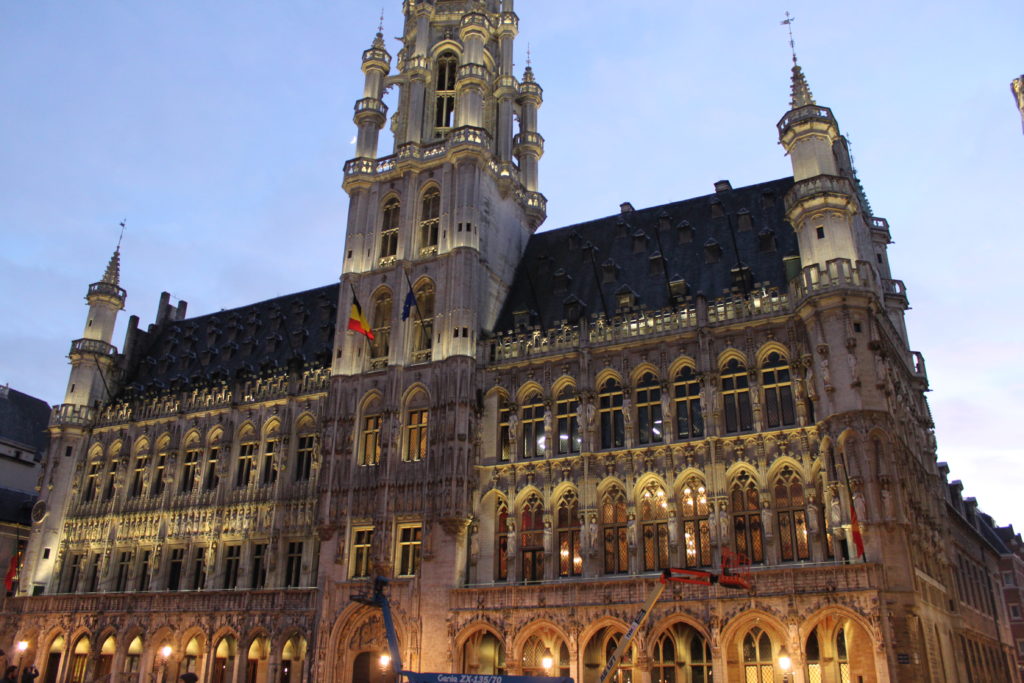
155;645;172;683
16;641;29;670
778;649;792;683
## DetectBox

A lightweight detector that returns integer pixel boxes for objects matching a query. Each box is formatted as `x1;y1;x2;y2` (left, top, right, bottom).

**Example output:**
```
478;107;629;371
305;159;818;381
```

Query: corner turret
353;28;392;159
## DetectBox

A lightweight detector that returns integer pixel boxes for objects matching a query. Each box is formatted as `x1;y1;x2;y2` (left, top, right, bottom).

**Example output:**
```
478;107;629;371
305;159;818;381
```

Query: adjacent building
1;2;1018;682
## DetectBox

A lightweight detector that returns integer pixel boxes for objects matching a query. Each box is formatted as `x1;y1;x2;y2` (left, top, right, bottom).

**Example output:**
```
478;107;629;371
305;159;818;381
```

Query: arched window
555;386;581;455
521;392;546;459
635;372;664;444
495;499;509;582
721;358;753;433
204;432;221;491
498;396;512;462
104;442;121;500
370;288;392;366
379;197;400;264
83;447;102;503
403;392;429;462
181;435;201;493
680;476;711;567
742;627;773;683
463;631;505;675
520;494;544;582
601;487;629;574
294;417;316;482
690;634;712;683
805;630;822;683
411;280;434;363
236;426;257;488
652;633;675;683
151;437;170;498
604;634;632;683
419;187;441;254
762;351;796;428
673;365;703;440
434;52;458;135
521;636;548;677
836;627;850;683
774;465;809;561
360;396;383;467
651;625;712;683
261;422;280;486
130;440;150;498
599;378;625;449
556;491;581;577
731;471;764;563
639;483;670;571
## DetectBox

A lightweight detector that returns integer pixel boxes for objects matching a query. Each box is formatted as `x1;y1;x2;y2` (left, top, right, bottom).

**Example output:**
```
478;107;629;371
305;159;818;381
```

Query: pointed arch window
379;197;400;264
555;386;581;455
130;443;149;498
721;358;753;433
236;428;257;487
294;419;316;482
680;476;712;568
434;52;458;135
805;630;822;683
635;372;664;444
495;499;509;582
639;483;670;571
360;397;383;467
556;491;581;577
370;289;392;367
690;635;712;683
731;471;764;564
520;493;544;582
836;627;851;683
203;435;221;491
83;456;102;503
521;392;547;459
151;441;169;497
673;365;703;440
599;378;625;449
419;187;441;255
604;634;633;683
652;633;675;683
498;396;512;462
403;392;429;462
762;351;796;428
261;423;280;486
774;465;809;561
742;627;774;683
104;444;120;501
601;487;629;574
181;439;201;493
411;280;434;363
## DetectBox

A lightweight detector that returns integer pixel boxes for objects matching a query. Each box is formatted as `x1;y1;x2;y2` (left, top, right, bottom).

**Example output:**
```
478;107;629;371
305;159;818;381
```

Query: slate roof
493;177;797;333
0;487;35;525
119;284;339;397
0;386;50;454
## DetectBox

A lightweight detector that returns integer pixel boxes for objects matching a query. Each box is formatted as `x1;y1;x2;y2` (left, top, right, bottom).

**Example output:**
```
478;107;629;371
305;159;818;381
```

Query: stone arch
724;461;764;488
182;429;202;447
671;467;708;495
596;475;630;500
550;375;577;398
719;610;789;674
594;367;625;389
755;340;792;367
800;607;880;683
132;435;151;454
207;426;224;445
515;380;546;404
645;615;713;679
330;603;411;683
512;485;545;511
108;439;123;457
262;417;281;438
401;382;431;409
550;481;579;509
667;354;699;378
629;362;662;386
837;428;866;478
455;621;506;675
236;421;257;441
766;455;808;484
632;472;671;500
512;619;574;677
295;411;317;432
579;617;635;683
716;347;748;368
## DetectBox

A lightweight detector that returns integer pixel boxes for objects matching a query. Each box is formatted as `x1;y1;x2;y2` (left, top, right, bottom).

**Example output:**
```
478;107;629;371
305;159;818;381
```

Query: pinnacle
790;63;816;108
372;31;386;50
101;247;121;286
522;65;535;83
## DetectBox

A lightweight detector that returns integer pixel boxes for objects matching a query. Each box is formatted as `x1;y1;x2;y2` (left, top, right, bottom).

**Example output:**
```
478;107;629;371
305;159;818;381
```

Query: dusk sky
1;2;1021;527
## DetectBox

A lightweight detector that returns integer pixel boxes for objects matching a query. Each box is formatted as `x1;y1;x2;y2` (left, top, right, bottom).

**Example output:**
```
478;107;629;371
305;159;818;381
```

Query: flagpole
837;443;866;562
403;268;431;352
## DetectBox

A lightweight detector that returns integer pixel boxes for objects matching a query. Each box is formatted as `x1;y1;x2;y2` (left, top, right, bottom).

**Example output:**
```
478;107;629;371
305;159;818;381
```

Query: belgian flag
347;296;374;340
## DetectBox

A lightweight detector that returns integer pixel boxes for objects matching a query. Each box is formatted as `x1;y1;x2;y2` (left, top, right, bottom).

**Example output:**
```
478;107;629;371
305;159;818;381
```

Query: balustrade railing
777;104;834;133
70;338;117;357
50;404;96;428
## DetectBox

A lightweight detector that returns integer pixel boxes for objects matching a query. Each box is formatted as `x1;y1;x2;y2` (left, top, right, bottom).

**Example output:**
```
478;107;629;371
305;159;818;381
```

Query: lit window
495;500;509;582
774;466;809;561
601;487;628;574
639;483;670;571
555;387;581;455
434;52;457;135
731;471;764;564
419;188;441;254
351;527;373;579
397;526;422;577
404;409;429;462
379;198;400;263
680;476;711;568
742;627;773;682
556;491;582;577
520;494;544;582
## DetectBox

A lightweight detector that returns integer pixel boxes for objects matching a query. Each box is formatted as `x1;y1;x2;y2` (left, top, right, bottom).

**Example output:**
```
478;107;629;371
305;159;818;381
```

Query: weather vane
781;11;798;65
526;43;532;68
378;9;384;34
117;219;127;250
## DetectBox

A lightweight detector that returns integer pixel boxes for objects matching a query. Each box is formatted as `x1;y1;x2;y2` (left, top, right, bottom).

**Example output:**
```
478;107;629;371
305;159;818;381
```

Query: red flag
4;551;20;592
849;504;866;559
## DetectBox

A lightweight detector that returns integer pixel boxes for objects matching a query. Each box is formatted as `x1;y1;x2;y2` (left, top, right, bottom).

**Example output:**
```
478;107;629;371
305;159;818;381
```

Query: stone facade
1;2;1017;683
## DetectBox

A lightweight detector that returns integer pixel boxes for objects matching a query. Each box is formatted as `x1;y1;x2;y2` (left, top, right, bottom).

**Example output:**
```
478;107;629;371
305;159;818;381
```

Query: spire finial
526;43;532;68
101;222;123;287
117;219;126;251
781;11;798;65
378;8;384;34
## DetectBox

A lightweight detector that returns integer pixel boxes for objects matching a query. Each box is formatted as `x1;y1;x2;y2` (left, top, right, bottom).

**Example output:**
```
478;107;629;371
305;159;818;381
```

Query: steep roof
0;487;35;525
0;386;50;454
493;177;797;333
119;284;339;397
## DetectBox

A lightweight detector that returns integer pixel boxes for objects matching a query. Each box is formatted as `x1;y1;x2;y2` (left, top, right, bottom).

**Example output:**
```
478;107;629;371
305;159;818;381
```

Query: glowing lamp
541;649;554;671
16;641;29;653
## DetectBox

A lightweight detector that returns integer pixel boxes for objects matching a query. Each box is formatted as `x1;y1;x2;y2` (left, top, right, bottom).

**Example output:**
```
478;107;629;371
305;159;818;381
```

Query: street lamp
777;649;792;683
15;641;29;668
155;645;172;683
541;649;554;672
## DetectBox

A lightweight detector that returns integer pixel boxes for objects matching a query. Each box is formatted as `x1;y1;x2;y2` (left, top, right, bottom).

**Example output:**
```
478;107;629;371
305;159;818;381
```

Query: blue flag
402;289;416;321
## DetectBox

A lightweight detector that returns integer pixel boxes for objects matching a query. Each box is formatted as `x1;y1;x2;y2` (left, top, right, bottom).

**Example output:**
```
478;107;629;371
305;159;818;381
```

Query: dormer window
615;285;636;310
649;252;665;276
553;268;572;293
710;199;724;218
669;278;688;302
513;309;532;331
632;229;649;254
737;209;752;231
704;239;722;264
601;259;619;284
563;295;585;324
434;52;458;135
758;228;777;252
677;220;694;244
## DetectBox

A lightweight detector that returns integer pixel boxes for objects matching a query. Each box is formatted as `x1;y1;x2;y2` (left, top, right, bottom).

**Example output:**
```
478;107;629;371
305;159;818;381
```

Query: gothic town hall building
3;2;1017;682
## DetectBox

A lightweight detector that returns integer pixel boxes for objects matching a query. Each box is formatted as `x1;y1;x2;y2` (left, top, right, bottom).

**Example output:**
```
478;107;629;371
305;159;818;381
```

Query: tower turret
353;29;392;159
61;247;126;409
778;62;868;269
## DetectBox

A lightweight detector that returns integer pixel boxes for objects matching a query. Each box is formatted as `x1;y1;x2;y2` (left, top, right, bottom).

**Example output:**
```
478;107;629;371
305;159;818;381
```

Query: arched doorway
462;630;505;675
280;635;307;683
650;623;711;683
68;636;90;683
352;651;394;683
211;636;237;683
520;630;570;679
583;626;633;683
124;637;144;680
246;636;270;683
42;636;65;683
182;636;203;677
97;636;116;678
